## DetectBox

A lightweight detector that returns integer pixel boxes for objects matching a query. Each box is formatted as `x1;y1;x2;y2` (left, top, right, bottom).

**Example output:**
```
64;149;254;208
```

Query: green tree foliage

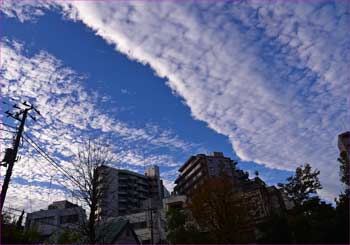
278;163;322;206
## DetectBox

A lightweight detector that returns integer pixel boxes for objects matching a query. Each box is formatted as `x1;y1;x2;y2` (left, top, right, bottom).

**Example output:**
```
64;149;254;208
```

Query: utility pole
0;101;40;214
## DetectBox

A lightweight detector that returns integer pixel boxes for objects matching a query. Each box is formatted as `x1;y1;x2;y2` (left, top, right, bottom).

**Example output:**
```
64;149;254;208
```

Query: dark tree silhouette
66;139;114;244
188;176;249;243
278;163;322;206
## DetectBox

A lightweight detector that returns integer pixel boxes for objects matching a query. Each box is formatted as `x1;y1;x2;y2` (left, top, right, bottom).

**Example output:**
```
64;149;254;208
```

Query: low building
125;208;167;244
163;195;187;211
25;200;86;241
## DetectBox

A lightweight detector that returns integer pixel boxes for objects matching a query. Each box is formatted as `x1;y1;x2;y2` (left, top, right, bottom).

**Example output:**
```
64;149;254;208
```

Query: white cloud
0;38;196;211
56;1;349;201
1;0;349;202
4;182;68;213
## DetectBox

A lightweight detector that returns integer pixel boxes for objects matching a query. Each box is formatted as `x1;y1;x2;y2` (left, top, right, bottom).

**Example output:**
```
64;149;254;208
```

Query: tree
338;151;350;190
335;152;350;244
275;164;339;243
256;213;292;244
166;207;206;244
66;139;113;244
335;193;349;243
188;176;249;243
1;213;40;244
278;163;322;206
46;230;83;244
288;196;336;243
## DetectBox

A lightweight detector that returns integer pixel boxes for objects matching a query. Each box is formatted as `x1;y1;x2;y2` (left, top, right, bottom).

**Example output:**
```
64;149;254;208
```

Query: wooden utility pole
0;102;40;214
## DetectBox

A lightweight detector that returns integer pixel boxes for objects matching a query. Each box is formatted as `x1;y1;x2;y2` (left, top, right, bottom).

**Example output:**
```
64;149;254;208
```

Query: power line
2;209;77;231
26;148;71;196
3;206;24;213
0;128;16;134
0;137;13;141
22;136;70;180
21;134;84;194
0;122;17;129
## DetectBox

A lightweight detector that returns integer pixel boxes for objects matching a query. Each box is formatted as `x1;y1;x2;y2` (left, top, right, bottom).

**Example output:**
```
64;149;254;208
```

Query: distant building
95;165;169;244
172;152;288;241
174;152;236;196
163;195;187;211
25;200;86;241
96;167;149;218
96;165;169;219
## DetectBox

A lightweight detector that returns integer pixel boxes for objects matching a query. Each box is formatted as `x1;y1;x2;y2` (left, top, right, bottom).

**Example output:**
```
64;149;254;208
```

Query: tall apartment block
173;152;288;233
96;165;168;219
174;152;237;196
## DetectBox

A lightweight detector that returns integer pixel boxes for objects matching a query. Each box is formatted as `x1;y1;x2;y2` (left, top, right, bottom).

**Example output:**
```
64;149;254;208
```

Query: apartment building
173;152;287;223
174;152;237;196
96;165;168;219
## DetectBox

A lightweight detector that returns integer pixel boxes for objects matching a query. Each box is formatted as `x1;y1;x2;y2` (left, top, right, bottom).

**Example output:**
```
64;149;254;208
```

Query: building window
132;221;147;229
34;216;55;226
60;214;79;224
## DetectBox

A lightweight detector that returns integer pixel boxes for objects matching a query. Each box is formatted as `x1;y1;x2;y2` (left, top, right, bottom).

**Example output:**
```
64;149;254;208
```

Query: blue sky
0;0;349;211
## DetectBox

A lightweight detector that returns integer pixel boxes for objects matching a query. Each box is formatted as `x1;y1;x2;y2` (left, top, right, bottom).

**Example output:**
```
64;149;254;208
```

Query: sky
0;0;349;213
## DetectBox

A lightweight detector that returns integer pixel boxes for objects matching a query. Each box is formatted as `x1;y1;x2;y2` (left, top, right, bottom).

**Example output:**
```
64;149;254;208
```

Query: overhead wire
0;128;16;134
0;137;13;141
27;152;71;208
21;136;74;189
3;208;76;231
21;133;84;192
0;122;17;129
21;134;87;208
29;160;33;213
